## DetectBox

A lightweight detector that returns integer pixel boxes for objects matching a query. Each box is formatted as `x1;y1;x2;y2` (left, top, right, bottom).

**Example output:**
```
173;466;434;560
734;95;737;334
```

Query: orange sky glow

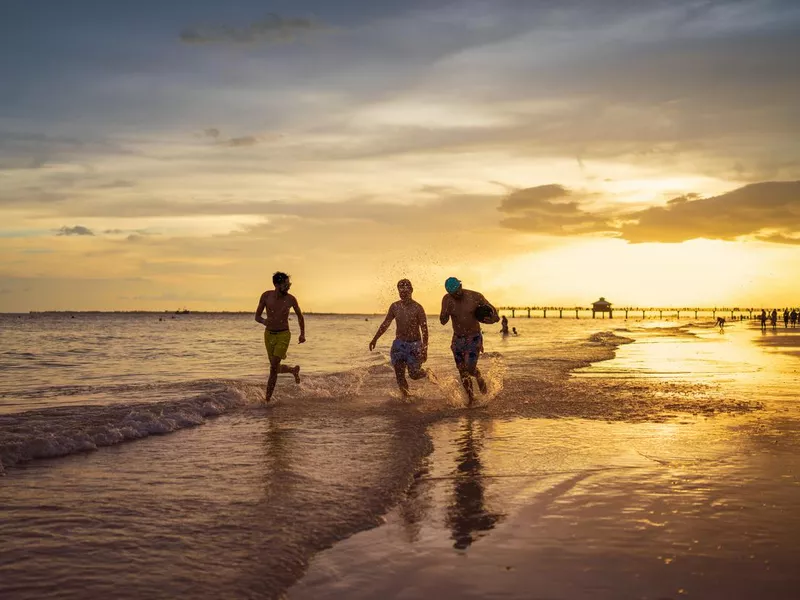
1;1;798;313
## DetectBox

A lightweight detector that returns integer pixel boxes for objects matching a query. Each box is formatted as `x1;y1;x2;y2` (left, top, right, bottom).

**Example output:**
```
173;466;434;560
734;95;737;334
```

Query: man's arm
369;305;395;351
439;295;451;325
418;304;429;362
255;292;268;325
292;296;306;343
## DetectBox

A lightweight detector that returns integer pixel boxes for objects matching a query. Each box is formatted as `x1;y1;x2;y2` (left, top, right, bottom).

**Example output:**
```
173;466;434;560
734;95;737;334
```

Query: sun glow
483;238;765;308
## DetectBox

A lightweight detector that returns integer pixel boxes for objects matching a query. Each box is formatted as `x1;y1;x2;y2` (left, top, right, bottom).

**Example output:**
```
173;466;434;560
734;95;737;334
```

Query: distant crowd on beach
758;308;799;331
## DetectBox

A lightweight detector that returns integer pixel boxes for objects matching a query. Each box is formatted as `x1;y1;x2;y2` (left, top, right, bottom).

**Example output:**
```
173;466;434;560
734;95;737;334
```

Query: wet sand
291;417;800;600
291;327;800;600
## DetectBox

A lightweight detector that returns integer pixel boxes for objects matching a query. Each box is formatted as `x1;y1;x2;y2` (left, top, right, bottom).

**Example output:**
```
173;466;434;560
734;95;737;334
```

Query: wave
0;380;258;475
0;365;410;475
587;331;634;346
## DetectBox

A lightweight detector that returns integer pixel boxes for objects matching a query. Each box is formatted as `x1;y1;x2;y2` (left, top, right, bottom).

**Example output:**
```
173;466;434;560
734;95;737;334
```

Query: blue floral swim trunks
451;333;482;371
390;339;424;376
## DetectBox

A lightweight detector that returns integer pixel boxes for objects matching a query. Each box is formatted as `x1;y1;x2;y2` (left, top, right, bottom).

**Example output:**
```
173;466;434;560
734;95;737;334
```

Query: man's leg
273;333;300;385
452;341;474;404
278;364;299;380
393;361;410;396
472;366;488;394
266;356;282;402
468;337;487;394
408;365;428;381
457;364;475;404
408;348;428;382
266;360;300;400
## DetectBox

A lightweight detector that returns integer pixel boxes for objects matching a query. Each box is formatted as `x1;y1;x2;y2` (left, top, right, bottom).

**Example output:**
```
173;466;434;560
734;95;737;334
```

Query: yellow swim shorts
264;329;291;360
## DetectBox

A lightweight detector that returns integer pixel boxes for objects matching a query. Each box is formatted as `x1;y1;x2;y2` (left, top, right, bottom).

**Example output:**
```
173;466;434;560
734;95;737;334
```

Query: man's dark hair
273;272;290;286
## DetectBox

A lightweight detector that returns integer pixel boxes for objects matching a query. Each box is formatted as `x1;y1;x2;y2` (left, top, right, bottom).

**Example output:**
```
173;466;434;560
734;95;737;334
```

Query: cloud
225;136;260;148
180;14;327;45
126;233;151;243
620;181;800;243
499;185;572;212
199;128;267;147
103;229;155;241
95;180;135;189
498;185;615;236
56;225;94;236
497;180;800;245
756;233;800;245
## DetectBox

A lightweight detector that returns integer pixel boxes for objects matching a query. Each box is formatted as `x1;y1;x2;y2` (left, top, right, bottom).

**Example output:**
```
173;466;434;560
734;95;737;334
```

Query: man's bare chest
452;299;479;321
395;305;420;325
267;296;292;313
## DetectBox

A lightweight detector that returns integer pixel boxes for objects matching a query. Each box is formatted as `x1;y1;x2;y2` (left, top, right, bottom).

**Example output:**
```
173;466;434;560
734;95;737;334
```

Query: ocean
1;313;798;599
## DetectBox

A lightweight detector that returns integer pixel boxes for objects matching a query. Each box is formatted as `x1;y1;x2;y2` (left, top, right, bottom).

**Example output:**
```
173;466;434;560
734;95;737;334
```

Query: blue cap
444;277;462;293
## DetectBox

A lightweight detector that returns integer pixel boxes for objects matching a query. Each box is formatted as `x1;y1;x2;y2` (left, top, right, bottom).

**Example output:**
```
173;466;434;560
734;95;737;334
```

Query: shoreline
289;325;800;600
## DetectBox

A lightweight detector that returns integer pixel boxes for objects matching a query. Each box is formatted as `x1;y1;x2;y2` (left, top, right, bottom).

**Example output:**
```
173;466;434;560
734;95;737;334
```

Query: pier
496;306;756;320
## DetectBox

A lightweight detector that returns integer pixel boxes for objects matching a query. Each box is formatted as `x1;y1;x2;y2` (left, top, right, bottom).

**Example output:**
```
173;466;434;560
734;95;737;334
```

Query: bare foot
477;377;488;394
292;365;301;384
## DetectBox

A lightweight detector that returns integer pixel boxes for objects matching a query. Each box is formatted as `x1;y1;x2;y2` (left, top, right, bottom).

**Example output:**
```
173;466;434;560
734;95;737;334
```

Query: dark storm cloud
56;225;94;236
179;14;328;44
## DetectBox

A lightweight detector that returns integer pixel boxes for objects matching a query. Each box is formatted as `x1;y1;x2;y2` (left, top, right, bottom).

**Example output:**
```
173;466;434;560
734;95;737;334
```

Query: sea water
0;313;797;599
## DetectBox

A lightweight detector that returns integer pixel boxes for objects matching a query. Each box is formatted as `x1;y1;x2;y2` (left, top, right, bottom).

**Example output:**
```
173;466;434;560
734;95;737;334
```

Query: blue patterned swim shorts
390;339;424;376
451;333;482;371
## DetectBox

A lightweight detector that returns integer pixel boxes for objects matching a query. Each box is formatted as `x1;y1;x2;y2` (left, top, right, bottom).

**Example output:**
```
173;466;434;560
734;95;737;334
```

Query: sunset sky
1;0;799;313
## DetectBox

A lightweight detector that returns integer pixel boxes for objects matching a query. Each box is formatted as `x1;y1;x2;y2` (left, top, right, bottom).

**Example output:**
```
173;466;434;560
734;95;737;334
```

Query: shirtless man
255;271;306;402
369;279;429;397
440;277;499;405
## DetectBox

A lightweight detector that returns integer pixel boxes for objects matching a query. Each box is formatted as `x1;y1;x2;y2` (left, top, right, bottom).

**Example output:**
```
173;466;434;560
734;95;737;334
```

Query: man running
369;279;429;397
255;272;305;402
439;277;499;405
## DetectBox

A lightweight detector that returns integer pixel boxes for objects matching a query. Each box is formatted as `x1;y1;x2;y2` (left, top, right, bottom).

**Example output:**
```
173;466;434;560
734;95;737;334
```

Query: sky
1;0;799;313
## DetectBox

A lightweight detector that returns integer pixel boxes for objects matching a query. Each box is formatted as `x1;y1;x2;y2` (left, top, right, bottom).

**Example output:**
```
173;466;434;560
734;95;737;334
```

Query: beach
1;315;798;599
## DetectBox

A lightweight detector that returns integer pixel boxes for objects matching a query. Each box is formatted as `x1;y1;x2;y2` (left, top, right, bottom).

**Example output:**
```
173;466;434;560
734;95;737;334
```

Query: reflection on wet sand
446;416;504;549
262;415;293;495
397;461;432;544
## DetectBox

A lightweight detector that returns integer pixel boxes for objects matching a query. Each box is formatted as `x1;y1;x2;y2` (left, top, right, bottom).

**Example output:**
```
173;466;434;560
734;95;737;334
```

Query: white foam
0;382;257;472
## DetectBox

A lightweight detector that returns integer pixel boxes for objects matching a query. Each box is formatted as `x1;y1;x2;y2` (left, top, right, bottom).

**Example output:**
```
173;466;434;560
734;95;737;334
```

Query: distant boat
175;308;191;314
